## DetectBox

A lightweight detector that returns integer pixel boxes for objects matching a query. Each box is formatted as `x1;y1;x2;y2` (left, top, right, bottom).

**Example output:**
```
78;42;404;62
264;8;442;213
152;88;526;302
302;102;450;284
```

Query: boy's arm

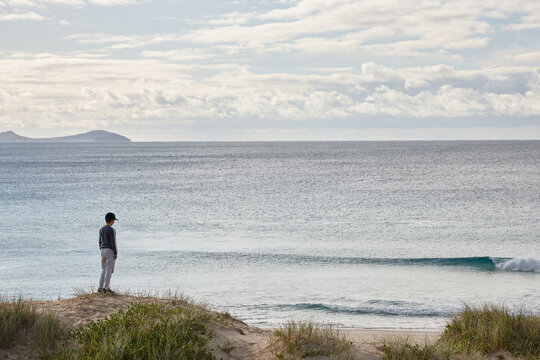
112;228;118;256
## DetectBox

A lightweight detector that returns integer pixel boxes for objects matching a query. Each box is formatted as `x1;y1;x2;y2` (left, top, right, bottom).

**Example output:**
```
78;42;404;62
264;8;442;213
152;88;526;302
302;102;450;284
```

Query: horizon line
2;139;539;143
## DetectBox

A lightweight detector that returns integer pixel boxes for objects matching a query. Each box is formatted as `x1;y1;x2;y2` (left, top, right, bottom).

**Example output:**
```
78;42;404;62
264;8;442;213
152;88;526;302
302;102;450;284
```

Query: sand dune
0;293;440;359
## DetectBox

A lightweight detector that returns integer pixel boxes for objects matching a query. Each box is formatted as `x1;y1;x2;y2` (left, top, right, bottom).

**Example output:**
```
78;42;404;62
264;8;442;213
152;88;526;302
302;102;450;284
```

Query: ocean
1;141;539;330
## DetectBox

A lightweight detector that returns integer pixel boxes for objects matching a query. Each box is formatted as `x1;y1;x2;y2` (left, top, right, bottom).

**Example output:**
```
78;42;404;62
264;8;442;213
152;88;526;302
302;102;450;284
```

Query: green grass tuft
0;295;62;355
0;295;38;347
379;336;448;360
34;311;62;353
379;304;540;360
268;320;353;359
440;304;540;358
54;302;216;359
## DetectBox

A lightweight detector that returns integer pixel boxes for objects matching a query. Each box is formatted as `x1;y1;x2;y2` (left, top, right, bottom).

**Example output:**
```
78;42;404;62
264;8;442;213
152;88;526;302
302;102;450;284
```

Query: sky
1;0;540;141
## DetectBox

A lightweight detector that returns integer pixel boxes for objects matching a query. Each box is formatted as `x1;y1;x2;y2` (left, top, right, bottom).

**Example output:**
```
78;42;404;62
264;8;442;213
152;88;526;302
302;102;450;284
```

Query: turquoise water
0;141;539;329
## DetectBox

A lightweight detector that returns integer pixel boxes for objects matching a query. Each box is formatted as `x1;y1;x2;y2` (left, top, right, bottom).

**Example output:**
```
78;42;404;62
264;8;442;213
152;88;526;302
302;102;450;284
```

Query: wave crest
156;251;540;272
493;258;540;272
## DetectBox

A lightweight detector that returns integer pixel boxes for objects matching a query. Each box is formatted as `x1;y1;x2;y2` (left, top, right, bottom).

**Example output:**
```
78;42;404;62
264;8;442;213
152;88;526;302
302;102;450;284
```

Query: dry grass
73;287;195;304
268;320;353;359
72;287;224;324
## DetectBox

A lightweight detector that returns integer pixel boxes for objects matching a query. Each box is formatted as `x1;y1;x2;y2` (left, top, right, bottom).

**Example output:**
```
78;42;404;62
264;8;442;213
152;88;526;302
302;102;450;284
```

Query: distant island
0;130;131;143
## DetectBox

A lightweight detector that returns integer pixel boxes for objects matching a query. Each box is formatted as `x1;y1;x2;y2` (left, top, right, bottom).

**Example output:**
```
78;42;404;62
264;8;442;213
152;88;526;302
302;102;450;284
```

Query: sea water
1;141;539;329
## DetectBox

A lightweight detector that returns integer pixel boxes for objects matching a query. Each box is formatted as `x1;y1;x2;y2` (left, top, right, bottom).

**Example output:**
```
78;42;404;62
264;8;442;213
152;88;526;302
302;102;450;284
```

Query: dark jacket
99;225;117;255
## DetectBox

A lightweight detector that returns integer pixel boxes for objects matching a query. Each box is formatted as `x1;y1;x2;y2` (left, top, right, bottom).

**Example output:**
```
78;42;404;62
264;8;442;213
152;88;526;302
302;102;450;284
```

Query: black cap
105;212;118;222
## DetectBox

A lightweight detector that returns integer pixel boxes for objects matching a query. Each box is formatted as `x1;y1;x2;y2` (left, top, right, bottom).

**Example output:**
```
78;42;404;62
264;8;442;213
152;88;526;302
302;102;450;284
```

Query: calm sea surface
1;141;539;329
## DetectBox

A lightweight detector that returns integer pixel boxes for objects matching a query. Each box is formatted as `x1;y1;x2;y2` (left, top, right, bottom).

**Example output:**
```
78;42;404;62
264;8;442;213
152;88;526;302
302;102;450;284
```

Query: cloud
2;0;87;7
65;33;186;49
87;0;141;6
140;49;214;61
56;0;539;63
0;10;44;20
176;0;496;56
513;51;540;64
1;0;540;139
505;23;540;31
0;88;10;103
0;0;141;16
58;0;539;61
1;49;539;134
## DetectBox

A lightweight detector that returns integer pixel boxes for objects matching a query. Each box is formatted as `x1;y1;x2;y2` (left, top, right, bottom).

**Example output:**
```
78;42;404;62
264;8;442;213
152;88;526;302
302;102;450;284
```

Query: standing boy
98;212;118;294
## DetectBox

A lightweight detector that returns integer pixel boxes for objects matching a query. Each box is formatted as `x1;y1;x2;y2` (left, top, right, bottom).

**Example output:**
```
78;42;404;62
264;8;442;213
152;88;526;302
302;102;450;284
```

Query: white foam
495;258;540;272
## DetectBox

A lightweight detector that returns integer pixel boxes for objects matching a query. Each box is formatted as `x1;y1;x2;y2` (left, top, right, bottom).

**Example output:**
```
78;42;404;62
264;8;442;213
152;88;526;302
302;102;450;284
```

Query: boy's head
105;212;118;225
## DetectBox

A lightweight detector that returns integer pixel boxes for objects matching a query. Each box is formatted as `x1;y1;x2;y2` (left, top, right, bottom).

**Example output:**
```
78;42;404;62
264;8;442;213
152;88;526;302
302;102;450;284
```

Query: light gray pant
99;248;116;289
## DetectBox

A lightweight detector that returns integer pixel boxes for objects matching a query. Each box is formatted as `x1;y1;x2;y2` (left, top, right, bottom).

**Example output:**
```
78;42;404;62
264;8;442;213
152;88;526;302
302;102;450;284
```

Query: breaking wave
493;257;540;272
272;300;456;317
164;252;540;272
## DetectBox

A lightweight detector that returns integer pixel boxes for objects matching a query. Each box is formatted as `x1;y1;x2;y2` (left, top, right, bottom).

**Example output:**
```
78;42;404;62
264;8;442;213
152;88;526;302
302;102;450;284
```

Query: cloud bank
0;0;539;140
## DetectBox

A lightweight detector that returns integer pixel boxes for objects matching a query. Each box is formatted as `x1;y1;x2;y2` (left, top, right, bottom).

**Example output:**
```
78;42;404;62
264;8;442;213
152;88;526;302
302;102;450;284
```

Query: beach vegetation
54;302;216;360
34;311;62;353
217;340;236;355
440;304;540;357
268;320;353;359
0;295;62;353
379;336;451;360
0;295;38;347
380;304;540;359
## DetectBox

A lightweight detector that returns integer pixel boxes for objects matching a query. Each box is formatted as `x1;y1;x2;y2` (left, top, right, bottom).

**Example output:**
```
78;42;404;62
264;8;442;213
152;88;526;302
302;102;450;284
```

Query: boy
98;212;118;294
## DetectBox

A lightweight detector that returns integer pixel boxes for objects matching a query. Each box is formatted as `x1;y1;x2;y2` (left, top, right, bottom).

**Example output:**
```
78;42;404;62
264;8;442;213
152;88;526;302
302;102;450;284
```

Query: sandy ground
0;293;441;359
345;328;440;360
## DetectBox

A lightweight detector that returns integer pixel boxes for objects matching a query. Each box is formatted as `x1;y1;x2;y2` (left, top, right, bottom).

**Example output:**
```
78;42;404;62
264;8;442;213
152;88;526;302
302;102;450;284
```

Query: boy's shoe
104;288;116;295
97;287;105;293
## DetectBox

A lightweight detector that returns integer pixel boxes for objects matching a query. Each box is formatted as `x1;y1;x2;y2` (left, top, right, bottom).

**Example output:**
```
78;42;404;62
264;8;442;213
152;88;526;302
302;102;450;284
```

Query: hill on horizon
0;130;131;143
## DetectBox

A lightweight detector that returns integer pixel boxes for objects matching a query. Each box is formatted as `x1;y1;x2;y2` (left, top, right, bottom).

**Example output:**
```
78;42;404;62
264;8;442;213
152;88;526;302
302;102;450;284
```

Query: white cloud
0;88;10;103
0;10;44;20
513;51;540;64
176;0;496;55
140;48;213;61
1;50;539;133
65;33;187;49
505;23;540;31
43;0;86;7
0;0;140;14
57;0;539;60
88;0;140;6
